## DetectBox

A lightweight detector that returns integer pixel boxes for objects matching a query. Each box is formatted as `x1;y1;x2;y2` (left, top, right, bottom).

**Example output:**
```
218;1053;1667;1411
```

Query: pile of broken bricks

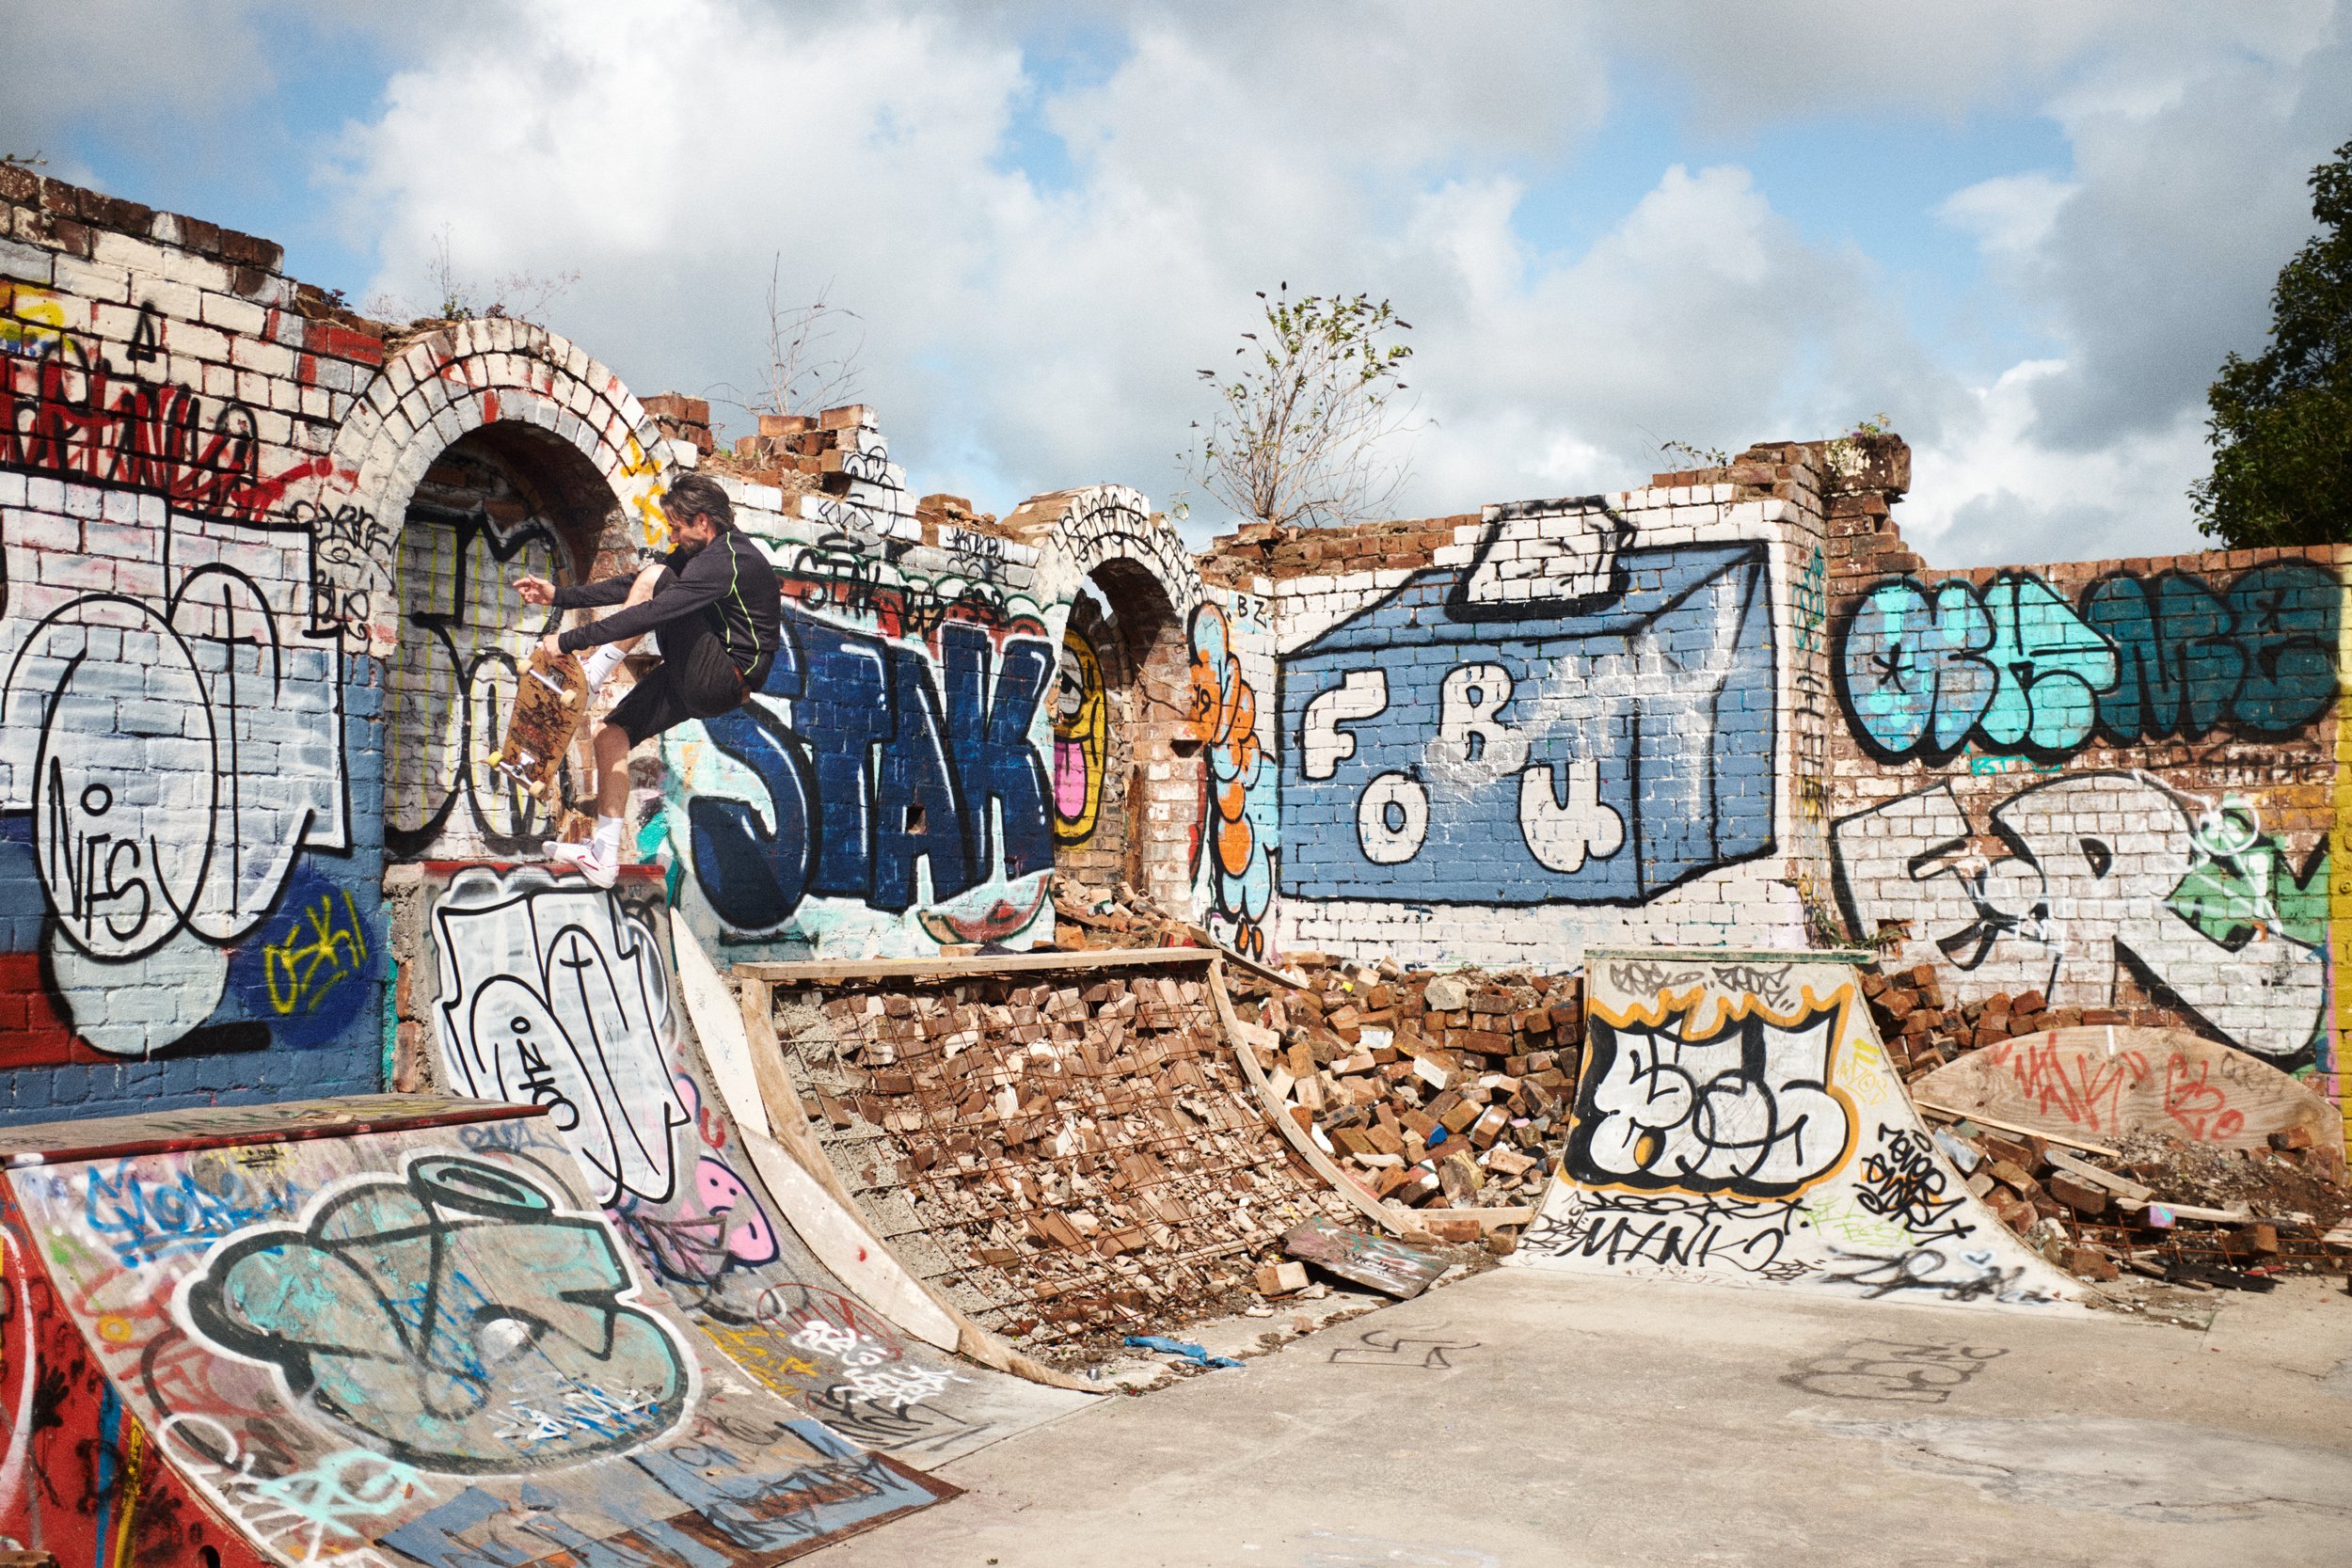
1223;956;1581;1245
1931;1119;2352;1291
778;967;1368;1354
1864;963;2177;1080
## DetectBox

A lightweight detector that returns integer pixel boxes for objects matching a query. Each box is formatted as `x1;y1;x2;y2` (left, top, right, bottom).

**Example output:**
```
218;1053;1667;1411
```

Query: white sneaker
547;837;619;889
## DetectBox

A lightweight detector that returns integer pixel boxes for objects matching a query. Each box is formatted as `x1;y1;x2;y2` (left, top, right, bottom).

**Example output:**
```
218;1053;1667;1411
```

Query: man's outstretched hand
515;575;556;605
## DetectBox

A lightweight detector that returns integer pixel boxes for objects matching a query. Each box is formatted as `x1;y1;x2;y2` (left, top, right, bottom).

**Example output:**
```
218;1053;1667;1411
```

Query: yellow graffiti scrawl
1053;625;1106;845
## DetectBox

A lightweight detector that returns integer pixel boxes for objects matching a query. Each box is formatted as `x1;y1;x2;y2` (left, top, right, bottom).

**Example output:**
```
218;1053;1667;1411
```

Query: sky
9;1;2351;562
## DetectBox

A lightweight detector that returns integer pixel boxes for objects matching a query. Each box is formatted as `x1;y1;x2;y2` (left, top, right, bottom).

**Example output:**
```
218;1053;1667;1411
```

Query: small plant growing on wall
1188;285;1416;529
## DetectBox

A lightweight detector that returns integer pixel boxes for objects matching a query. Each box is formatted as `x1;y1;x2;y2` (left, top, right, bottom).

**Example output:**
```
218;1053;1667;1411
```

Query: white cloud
1902;358;2214;567
35;0;2332;568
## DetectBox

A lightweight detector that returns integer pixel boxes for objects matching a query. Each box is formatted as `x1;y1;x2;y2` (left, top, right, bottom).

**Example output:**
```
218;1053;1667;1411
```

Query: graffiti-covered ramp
1517;948;2085;1311
1;1095;954;1568
398;862;1096;1464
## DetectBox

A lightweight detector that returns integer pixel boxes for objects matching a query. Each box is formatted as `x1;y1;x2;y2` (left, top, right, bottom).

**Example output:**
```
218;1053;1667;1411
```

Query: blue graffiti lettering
688;604;1053;928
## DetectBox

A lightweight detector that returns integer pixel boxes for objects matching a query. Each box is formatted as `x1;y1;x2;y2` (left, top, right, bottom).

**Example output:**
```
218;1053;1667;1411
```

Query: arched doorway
1050;561;1199;911
384;421;627;861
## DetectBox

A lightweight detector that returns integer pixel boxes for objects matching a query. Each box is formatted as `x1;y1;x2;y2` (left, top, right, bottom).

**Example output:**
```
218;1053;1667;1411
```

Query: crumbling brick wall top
1198;512;1480;588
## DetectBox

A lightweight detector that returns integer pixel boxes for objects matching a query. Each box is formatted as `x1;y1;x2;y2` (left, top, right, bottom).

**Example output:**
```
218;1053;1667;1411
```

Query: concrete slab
806;1266;2352;1567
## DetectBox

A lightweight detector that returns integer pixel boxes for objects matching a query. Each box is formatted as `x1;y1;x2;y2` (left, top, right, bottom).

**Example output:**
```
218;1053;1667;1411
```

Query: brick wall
1263;476;1819;965
0;173;684;1123
1822;486;2346;1128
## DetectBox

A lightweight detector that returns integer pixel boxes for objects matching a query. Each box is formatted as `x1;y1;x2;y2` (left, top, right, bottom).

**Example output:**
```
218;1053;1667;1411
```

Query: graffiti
1831;772;2327;1056
1459;495;1630;608
1050;488;1203;625
2164;794;2328;949
226;867;376;1049
1851;1127;1970;1243
182;1155;691;1474
283;499;394;645
1279;528;1773;906
1613;958;1794;1009
1793;544;1826;656
430;868;690;1208
82;1157;294;1267
1522;1190;1812;1279
0;330;319;527
1188;602;1277;958
1327;1325;1482;1369
1782;1339;2006;1403
1820;1246;2060;1307
797;1385;995;1458
387;498;569;858
1836;562;2339;764
685;599;1055;930
1052;624;1106;845
0;494;352;1055
613;1076;779;1293
1568;996;1855;1199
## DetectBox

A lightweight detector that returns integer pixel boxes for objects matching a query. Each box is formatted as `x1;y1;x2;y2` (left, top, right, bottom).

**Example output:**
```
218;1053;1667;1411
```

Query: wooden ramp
1516;948;2086;1311
0;1097;953;1568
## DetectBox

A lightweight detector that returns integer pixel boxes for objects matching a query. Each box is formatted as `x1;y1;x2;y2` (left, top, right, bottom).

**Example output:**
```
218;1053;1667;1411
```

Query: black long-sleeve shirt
553;527;782;673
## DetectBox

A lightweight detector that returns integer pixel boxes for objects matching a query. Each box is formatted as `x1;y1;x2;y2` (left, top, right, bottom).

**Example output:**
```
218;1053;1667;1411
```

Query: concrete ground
813;1267;2352;1568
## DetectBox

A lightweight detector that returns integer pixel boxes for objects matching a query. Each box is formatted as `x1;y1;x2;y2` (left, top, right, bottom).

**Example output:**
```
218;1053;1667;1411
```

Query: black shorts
604;578;771;746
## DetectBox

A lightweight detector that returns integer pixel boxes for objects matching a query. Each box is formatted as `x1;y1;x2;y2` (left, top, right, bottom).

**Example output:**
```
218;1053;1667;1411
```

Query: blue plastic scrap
1123;1335;1244;1369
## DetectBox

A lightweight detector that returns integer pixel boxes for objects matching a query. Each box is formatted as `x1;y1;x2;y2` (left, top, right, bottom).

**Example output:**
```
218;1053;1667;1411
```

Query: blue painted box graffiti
1278;540;1776;906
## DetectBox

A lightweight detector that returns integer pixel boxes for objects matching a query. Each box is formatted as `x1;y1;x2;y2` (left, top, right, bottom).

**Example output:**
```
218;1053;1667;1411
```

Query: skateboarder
513;472;780;886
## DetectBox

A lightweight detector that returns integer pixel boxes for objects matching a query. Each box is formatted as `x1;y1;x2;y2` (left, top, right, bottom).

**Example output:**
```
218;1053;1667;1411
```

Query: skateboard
486;645;589;807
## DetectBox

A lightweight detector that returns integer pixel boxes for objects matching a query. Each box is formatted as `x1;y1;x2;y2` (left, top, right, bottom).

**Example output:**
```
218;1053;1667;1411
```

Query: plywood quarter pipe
1;1097;953;1568
1517;948;2085;1311
1906;1025;2338;1153
414;864;1094;1461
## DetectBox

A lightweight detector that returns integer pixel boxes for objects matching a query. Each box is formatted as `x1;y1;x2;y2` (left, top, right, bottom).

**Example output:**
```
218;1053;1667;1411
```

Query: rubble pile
1931;1117;2352;1288
1860;964;2185;1078
1225;957;1581;1220
1051;882;1205;951
778;965;1352;1354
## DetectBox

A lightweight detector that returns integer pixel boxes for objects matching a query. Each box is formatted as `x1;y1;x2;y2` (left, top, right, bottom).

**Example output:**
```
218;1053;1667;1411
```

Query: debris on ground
1281;1216;1454;1300
1121;1335;1245;1369
1919;1105;2352;1297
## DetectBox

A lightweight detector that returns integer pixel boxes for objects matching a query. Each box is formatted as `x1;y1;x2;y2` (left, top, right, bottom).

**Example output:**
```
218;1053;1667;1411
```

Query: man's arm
550;576;641;610
557;548;726;652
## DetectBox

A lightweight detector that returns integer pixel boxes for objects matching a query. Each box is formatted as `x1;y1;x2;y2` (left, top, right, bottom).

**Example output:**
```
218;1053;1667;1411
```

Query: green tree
1190;286;1414;529
2192;139;2352;546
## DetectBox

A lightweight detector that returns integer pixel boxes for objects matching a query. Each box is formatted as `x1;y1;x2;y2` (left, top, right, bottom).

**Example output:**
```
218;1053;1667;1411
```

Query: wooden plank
739;946;1214;984
1282;1215;1451;1299
1;1095;541;1165
2046;1147;2153;1202
1911;1096;2122;1159
1411;1205;1538;1230
1206;959;1436;1244
2116;1197;2254;1226
1908;1026;2334;1152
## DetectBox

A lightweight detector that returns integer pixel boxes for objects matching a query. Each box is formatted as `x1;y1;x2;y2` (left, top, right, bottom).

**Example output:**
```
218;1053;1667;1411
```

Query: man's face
668;506;719;553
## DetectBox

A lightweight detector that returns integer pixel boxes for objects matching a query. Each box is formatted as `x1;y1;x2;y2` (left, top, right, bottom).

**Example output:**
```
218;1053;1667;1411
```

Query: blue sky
13;2;2351;563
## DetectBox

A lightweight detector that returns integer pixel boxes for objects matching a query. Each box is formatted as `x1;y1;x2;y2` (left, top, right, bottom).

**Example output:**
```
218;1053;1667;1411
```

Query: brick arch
1017;486;1210;914
316;319;676;656
1024;484;1202;627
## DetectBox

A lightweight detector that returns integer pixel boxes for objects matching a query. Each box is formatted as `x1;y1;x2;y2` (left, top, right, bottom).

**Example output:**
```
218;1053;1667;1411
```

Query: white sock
580;644;626;690
593;815;625;857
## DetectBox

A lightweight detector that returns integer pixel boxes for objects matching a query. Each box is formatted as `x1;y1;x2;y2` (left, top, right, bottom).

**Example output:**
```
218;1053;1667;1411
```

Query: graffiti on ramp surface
1518;949;2081;1311
3;1109;954;1567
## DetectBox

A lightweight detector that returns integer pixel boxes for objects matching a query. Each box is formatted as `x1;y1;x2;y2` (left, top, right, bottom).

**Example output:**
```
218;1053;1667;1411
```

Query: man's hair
665;473;734;531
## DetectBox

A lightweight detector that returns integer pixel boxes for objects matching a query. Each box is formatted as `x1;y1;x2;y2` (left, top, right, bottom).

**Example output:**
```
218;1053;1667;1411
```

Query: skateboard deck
487;645;589;805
